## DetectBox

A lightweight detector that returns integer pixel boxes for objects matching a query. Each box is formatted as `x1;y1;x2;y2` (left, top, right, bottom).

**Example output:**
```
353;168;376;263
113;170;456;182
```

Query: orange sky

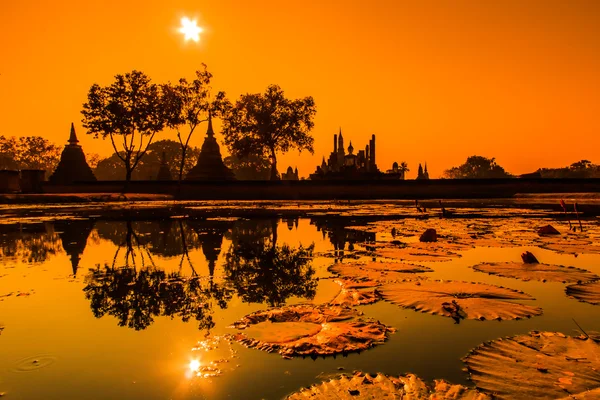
1;0;599;178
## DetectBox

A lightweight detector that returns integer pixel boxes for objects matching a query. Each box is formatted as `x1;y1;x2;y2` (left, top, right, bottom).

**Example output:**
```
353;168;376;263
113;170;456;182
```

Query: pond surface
1;202;599;399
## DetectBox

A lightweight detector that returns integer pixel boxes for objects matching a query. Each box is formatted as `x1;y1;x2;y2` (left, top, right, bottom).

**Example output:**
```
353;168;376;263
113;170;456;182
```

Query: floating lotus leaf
472;262;599;283
286;371;491;399
329;279;380;306
376;245;463;262
566;281;600;305
463;331;600;399
230;305;394;358
329;262;432;283
380;280;542;321
538;237;600;255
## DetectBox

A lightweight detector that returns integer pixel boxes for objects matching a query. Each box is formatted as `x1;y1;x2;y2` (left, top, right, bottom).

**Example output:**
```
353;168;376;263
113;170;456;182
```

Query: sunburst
179;17;203;42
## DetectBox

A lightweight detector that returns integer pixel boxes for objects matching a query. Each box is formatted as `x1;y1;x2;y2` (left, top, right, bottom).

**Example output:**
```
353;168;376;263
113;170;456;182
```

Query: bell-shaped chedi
156;151;173;180
54;219;95;276
49;123;96;184
185;114;235;181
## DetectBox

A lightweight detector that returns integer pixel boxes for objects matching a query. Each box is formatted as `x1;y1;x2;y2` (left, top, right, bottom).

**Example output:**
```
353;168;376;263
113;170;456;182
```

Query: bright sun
179;17;203;42
189;359;201;372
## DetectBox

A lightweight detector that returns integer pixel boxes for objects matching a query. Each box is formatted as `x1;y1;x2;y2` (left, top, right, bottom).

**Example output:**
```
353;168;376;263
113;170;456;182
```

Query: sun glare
189;359;201;372
179;17;203;42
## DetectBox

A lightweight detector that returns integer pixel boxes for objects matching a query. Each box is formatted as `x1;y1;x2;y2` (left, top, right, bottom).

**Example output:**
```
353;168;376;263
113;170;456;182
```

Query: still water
1;205;599;399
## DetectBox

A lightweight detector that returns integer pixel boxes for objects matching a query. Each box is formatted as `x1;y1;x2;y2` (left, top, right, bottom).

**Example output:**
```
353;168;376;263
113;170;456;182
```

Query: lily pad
286;371;491;399
329;262;432;283
329;279;381;307
376;245;463;262
230;305;394;358
472;262;599;283
380;280;542;322
463;331;600;399
566;281;600;305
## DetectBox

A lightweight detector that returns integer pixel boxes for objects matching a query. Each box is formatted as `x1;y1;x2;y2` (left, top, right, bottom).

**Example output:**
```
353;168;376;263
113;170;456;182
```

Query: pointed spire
68;122;79;145
348;141;354;154
206;111;215;138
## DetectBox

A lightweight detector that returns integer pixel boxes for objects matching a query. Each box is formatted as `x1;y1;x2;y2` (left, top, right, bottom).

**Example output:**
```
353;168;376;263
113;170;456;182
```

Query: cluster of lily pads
225;215;600;399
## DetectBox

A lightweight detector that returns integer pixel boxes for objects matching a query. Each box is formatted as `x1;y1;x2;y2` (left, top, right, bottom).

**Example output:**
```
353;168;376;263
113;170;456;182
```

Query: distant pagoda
185;114;235;181
156;151;173;180
49;123;96;184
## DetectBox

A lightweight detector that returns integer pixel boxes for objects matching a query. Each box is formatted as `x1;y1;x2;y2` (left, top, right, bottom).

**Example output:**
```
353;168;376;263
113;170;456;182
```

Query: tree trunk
179;147;186;183
269;148;279;181
124;159;132;193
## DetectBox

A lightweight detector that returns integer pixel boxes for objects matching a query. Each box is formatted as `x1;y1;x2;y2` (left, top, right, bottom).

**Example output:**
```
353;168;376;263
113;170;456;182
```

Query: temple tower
49;123;96;184
185;113;235;181
156;151;173;180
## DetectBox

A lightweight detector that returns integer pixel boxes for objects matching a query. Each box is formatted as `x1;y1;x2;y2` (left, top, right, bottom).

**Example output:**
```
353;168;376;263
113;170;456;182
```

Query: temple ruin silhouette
49;123;96;184
185;114;235;181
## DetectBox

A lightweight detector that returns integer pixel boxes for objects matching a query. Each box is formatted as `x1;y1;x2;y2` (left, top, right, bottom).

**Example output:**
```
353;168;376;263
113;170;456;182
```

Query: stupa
156;151;173;180
49;123;96;184
185;114;235;181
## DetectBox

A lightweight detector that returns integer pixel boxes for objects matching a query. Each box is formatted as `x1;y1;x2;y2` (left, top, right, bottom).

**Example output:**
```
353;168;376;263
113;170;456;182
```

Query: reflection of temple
311;217;376;258
49;123;96;184
310;129;403;180
188;220;234;277
185;114;235;181
284;218;299;231
54;220;95;276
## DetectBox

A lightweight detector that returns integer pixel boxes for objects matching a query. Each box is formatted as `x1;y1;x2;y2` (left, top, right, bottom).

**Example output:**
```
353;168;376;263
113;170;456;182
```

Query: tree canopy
537;160;600;178
162;65;226;182
82;70;170;184
93;139;200;180
223;153;272;180
222;85;316;180
444;156;512;179
0;135;62;174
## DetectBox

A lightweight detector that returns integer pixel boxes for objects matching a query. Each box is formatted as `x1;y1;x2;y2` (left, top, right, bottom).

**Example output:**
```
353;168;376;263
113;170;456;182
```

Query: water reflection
81;218;317;330
0;218;325;331
311;217;376;258
83;266;230;331
0;222;63;263
223;218;316;306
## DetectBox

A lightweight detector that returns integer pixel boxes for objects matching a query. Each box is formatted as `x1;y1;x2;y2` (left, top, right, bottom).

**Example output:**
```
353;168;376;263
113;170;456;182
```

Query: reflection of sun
189;359;201;373
179;17;203;42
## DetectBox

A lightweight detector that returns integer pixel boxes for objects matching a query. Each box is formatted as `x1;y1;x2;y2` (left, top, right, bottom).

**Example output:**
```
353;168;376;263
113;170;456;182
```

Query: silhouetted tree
0;136;61;174
444;156;512;179
81;70;169;186
223;153;271;180
93;140;200;180
399;161;409;176
163;65;227;182
536;160;600;178
222;85;316;180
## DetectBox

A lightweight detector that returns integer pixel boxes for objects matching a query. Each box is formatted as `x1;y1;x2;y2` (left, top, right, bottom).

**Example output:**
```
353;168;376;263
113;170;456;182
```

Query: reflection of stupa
188;220;233;277
54;220;95;276
185;114;235;181
49;123;96;184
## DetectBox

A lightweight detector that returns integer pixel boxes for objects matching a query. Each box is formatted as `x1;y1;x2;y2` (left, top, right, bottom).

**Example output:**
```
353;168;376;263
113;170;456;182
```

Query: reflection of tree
0;223;63;263
223;219;317;306
84;219;233;331
83;266;231;331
